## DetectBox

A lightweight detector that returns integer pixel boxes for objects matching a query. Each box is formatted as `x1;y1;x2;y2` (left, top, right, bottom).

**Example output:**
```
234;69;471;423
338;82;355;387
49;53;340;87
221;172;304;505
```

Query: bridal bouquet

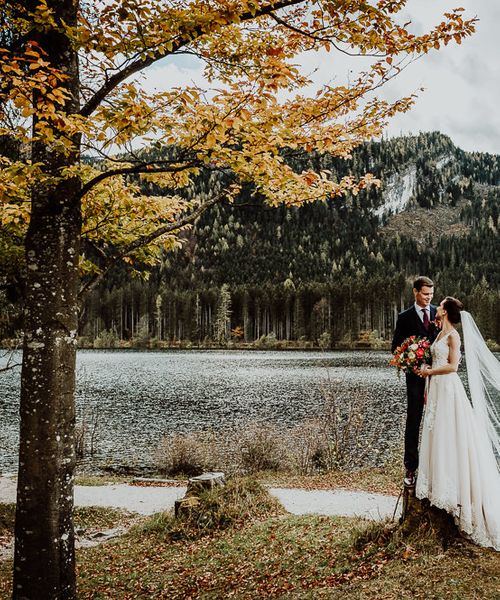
390;336;431;375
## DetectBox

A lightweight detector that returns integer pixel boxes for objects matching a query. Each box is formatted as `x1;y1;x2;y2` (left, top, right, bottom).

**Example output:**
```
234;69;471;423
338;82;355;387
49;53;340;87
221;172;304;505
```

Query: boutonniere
430;319;441;330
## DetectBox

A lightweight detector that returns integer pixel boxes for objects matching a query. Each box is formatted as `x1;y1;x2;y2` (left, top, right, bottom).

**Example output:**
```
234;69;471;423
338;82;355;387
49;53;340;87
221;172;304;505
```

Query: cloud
379;0;500;154
142;56;207;94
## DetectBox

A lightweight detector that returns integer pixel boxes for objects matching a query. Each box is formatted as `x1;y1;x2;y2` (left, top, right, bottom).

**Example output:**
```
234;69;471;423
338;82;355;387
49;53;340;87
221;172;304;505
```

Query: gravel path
270;487;400;520
0;476;401;520
0;476;401;561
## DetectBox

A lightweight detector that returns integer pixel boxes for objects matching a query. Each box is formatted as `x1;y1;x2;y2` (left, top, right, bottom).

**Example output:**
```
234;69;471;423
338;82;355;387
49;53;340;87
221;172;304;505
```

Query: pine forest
1;132;499;348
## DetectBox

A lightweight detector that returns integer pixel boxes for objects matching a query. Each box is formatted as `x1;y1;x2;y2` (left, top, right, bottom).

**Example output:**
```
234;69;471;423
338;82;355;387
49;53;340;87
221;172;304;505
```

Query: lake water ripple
0;349;452;474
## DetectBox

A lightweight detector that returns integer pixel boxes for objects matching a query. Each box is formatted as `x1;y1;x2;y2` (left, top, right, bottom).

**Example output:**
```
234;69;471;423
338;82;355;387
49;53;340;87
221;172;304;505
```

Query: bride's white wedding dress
416;329;500;550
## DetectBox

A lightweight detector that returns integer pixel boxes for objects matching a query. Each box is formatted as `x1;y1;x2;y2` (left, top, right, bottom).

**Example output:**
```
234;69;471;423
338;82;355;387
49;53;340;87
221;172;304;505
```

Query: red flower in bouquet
389;335;431;376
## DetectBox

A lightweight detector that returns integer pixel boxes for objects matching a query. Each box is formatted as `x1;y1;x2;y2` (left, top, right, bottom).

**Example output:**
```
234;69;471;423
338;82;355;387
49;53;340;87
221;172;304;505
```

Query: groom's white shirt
414;302;429;322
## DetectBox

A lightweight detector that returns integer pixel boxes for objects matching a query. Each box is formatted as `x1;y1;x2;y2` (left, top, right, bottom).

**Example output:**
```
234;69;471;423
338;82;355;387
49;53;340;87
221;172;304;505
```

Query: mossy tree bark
12;0;81;597
400;488;462;548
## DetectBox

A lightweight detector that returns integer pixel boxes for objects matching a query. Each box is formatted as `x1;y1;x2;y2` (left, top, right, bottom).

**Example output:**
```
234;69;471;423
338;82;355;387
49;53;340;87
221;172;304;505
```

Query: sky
379;0;500;155
145;0;500;155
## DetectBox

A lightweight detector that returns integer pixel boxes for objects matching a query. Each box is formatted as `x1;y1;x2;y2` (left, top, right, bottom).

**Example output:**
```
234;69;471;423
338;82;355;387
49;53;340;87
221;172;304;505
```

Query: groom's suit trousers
404;371;426;472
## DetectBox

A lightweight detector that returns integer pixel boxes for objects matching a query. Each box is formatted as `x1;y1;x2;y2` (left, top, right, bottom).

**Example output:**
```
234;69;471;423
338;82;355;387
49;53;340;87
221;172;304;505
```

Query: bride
416;296;500;551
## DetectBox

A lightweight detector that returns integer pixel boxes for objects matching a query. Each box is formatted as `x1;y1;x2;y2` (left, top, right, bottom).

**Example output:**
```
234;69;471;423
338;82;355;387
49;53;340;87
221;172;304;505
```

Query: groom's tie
422;308;430;331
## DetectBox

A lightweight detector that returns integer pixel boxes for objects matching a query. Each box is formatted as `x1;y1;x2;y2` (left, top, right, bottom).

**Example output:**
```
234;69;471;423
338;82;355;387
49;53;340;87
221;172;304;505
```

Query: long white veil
461;311;500;464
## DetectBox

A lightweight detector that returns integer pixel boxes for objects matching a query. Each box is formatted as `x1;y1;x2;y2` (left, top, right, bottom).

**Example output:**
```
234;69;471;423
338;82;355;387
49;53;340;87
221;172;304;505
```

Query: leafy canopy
0;0;475;281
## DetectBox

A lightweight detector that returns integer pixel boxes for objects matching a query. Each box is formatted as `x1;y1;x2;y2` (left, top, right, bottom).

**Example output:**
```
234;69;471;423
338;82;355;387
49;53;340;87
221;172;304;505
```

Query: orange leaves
0;159;42;238
266;46;285;57
0;0;477;274
2;0;476;160
0;36;74;149
302;171;318;187
79;163;191;271
401;544;418;561
30;0;57;27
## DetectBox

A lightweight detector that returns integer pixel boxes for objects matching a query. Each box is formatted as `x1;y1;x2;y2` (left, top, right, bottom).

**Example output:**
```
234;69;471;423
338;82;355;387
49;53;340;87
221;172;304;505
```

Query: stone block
186;472;225;497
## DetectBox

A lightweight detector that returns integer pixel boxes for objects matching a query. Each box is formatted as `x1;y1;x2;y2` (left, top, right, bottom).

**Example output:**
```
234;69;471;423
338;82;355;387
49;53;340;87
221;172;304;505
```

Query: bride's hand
417;365;432;378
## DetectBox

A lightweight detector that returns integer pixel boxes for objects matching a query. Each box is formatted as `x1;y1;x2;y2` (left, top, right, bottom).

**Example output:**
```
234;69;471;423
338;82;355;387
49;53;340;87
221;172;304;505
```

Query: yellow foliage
0;0;476;275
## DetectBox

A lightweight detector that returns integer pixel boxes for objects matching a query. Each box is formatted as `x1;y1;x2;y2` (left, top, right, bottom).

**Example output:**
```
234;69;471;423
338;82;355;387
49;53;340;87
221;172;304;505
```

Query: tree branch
270;13;386;57
78;160;199;199
79;0;306;118
78;190;228;300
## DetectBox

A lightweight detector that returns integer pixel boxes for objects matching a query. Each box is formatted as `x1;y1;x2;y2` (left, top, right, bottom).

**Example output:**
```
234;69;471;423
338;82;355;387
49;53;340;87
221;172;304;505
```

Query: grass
135;477;285;541
1;477;498;599
76;514;500;600
258;465;401;496
0;503;138;537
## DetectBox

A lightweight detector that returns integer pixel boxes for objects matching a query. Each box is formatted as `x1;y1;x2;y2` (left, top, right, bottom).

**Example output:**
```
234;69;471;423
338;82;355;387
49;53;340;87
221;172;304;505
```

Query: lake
1;349;422;474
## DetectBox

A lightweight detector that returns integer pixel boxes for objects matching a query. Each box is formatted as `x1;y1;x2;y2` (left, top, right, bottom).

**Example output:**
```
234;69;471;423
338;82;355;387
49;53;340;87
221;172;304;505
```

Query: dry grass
258;466;401;496
75;474;132;486
255;439;404;496
156;385;390;480
75;512;500;600
134;477;285;541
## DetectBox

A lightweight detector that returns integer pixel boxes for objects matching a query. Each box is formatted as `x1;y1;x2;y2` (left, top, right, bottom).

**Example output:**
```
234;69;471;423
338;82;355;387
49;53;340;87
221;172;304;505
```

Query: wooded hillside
2;132;499;346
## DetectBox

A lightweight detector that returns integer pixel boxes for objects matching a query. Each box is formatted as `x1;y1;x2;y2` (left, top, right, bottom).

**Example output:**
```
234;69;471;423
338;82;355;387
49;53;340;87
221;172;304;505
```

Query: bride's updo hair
442;296;464;324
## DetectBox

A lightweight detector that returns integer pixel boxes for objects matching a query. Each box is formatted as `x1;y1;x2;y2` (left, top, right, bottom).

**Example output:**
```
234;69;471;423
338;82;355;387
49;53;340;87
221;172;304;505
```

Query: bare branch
0;343;22;373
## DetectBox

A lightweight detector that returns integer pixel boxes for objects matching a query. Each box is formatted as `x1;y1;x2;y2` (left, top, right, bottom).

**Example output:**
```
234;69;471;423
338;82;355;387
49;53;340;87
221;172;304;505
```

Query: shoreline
1;340;392;352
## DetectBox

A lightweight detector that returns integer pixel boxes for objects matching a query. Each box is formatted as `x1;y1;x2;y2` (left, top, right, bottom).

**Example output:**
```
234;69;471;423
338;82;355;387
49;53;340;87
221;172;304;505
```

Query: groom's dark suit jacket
391;304;438;353
392;304;438;472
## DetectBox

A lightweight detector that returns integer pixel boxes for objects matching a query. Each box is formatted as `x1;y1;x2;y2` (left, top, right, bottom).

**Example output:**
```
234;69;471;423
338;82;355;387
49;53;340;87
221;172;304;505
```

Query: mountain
3;132;499;345
79;131;500;346
143;132;498;289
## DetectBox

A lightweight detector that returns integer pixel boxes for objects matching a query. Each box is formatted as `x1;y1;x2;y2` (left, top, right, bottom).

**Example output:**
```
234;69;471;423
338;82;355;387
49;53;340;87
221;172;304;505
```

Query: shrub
75;407;100;459
318;331;331;349
238;422;288;473
318;381;372;470
254;332;278;348
155;431;217;478
155;380;380;476
287;418;329;475
135;477;284;540
93;329;118;348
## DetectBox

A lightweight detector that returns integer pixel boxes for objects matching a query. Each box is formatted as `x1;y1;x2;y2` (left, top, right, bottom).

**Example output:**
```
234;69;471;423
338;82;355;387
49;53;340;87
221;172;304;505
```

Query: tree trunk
13;1;81;597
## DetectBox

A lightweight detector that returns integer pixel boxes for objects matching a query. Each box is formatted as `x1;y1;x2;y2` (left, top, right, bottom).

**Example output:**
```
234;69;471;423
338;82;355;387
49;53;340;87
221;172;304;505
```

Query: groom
392;276;438;486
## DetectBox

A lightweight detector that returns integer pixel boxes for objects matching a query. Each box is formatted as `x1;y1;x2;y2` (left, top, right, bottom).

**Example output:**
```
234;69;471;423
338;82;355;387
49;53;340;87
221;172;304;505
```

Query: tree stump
399;482;461;549
175;472;225;517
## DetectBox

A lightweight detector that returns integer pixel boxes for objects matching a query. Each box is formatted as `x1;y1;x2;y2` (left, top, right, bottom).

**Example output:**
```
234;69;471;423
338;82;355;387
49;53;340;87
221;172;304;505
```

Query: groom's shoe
404;470;416;487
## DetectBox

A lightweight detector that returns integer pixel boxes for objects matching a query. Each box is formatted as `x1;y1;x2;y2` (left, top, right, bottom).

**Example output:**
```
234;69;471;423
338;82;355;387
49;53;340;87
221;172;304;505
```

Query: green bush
93;329;118;348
